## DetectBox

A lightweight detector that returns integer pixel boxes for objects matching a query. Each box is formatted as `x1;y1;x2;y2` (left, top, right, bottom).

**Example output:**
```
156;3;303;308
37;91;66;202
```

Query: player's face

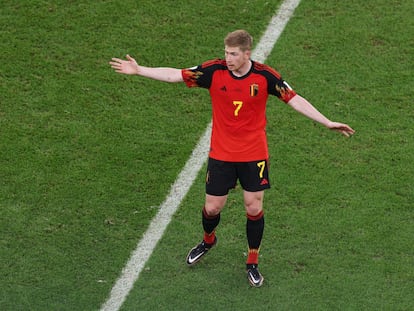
224;46;251;74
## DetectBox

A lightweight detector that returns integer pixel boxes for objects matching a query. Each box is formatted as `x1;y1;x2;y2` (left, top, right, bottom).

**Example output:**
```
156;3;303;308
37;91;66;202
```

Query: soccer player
109;29;355;287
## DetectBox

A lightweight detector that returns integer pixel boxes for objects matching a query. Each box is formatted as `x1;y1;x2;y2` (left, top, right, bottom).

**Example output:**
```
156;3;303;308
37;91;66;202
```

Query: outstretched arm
109;54;183;83
287;95;355;137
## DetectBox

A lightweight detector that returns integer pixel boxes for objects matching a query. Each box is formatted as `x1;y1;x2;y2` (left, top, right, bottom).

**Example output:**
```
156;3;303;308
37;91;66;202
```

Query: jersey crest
250;83;259;97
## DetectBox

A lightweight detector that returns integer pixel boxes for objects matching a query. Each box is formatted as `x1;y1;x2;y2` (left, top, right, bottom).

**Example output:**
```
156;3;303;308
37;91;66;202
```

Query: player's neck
232;60;252;77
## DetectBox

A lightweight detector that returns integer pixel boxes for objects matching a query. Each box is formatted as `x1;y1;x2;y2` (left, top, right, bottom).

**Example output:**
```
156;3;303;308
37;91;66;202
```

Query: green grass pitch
1;0;413;310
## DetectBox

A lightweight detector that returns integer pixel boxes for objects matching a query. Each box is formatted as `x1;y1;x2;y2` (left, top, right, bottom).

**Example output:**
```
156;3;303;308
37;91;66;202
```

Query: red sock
247;248;259;265
202;207;219;245
203;231;216;245
246;210;264;265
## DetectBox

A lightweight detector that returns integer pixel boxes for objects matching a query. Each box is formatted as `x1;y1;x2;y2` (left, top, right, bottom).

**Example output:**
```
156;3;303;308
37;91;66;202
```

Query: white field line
100;1;301;310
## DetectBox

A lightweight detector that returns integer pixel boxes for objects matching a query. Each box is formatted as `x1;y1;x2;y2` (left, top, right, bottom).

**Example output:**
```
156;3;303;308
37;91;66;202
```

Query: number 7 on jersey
233;101;243;116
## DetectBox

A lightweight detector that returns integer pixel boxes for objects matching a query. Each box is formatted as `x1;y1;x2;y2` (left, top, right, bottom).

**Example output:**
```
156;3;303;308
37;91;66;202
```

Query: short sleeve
182;59;226;89
255;62;297;103
270;79;297;103
182;66;208;88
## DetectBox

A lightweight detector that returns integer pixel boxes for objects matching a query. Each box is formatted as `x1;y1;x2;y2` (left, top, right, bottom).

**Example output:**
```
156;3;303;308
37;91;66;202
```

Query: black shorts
205;157;271;196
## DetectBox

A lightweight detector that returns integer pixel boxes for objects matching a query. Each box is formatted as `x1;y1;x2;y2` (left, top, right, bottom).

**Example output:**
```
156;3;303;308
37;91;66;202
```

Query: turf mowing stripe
100;1;301;310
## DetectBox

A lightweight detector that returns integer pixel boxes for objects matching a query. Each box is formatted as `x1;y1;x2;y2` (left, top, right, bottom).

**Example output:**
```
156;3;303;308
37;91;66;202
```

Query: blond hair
224;30;253;51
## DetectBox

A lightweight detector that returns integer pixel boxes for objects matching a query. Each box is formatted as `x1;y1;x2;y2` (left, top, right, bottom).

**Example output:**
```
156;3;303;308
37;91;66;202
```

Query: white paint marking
100;1;301;310
253;0;301;63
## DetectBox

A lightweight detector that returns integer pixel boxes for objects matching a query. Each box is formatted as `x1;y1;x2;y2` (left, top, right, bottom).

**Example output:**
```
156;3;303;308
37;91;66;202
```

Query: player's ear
245;49;252;59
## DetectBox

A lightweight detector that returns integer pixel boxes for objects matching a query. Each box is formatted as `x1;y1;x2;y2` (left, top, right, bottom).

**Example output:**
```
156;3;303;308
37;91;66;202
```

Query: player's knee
204;205;222;216
244;199;263;216
245;205;263;217
244;193;263;215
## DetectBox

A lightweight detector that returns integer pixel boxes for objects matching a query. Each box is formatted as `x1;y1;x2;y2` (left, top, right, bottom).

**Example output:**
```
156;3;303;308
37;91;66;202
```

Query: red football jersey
182;59;296;162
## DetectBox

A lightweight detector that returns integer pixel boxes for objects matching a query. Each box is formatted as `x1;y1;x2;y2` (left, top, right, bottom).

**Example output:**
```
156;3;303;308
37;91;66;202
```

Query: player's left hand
327;121;355;137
